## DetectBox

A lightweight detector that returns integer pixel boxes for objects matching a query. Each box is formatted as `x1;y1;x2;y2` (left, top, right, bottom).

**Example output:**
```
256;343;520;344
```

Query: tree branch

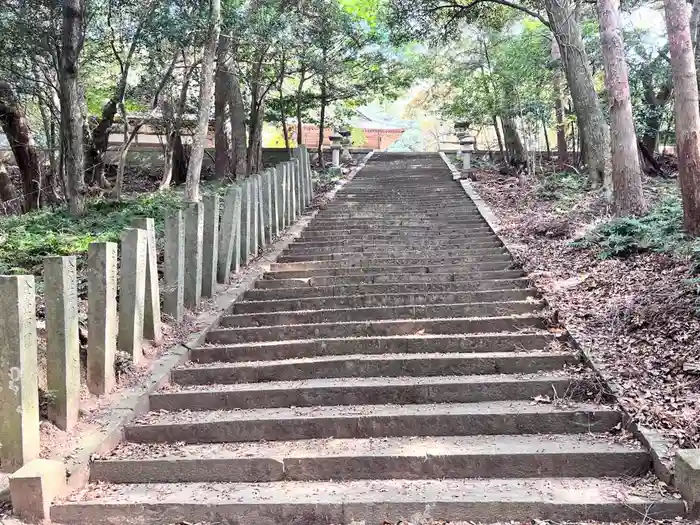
429;0;551;28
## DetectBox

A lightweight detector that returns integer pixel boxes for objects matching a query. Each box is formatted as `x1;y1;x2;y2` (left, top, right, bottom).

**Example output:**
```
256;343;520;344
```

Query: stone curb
439;153;676;486
0;152;375;505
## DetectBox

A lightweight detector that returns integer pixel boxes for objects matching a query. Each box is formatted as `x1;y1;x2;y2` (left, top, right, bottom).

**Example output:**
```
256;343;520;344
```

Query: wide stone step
305;220;488;229
220;301;542;328
190;332;553;363
89;434;649;484
298;227;493;238
173;351;576;384
269;254;512;270
150;374;570;411
123;401;621;443
255;270;524;288
292;234;498;246
284;239;503;254
263;262;516;279
277;247;508;263
243;278;530;300
206;314;545;344
233;289;538;314
53;476;683;524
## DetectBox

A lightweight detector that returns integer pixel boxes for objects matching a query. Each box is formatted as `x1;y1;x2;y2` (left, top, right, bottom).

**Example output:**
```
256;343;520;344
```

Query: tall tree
60;0;86;215
185;0;222;202
0;82;44;212
596;0;645;215
663;0;700;234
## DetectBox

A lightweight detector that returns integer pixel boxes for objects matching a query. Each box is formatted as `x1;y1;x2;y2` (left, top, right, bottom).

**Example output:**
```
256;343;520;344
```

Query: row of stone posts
0;146;314;474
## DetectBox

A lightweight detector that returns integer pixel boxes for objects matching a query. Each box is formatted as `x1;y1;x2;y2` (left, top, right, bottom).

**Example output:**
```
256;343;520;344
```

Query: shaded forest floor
470;160;700;452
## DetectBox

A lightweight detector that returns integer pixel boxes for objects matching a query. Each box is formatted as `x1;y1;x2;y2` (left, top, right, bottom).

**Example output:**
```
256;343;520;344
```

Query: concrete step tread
197;331;554;349
214;312;544;329
157;371;569;393
256;271;524;286
95;433;644;464
247;277;531;292
222;300;543;323
54;477;683;520
237;288;538;306
130;400;616;426
179;350;572;371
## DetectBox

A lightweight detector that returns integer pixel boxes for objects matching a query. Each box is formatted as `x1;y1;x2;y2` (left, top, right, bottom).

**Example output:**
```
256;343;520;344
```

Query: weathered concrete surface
10;458;65;522
44;256;80;431
149;374;571;411
118;228;147;363
87;242;118;395
90;434;648;483
0;275;40;472
201;194;220;298
132;218;163;345
218;184;242;283
163;211;185;322
676;449;700;514
173;351;575;384
51;477;684;525
49;153;679;524
184;202;204;309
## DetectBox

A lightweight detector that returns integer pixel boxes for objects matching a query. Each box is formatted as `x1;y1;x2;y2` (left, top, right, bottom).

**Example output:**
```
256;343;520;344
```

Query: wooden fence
0;146;313;473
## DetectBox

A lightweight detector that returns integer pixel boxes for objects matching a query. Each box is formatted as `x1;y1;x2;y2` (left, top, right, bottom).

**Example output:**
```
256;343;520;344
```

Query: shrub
575;197;692;259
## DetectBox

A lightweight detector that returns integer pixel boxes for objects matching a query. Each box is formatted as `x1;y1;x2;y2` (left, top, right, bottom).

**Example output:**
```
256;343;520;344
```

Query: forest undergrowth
471;161;700;450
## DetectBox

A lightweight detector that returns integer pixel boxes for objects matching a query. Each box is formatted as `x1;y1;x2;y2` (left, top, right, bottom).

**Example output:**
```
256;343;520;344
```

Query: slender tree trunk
185;0;221;202
501;116;525;162
664;0;700;234
545;0;611;191
492;116;504;155
551;38;568;170
214;34;233;179
296;67;307;146
691;0;700;92
597;0;646;215
60;0;86;215
278;54;290;152
0;82;44;212
542;118;551;156
229;62;247;178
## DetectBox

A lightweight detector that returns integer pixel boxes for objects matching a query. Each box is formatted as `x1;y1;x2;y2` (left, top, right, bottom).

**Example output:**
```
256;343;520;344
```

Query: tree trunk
691;0;700;92
542;118;551;156
214;34;233;179
641;114;662;154
296;66;307;146
597;0;646;215
501;116;525;162
229;54;247;178
247;101;262;175
664;0;700;234
551;38;568;170
492;116;504;155
545;0;611;191
249;100;265;174
0;160;21;215
0;82;44;212
60;0;86;215
185;0;221;202
278;54;290;152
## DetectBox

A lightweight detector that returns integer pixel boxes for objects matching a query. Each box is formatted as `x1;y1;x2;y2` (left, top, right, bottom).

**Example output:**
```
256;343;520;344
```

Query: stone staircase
52;153;684;524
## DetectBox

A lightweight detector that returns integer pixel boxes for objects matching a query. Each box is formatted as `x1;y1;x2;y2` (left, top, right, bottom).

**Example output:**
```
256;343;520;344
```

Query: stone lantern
329;134;343;169
338;127;352;162
454;121;469;159
460;134;476;171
